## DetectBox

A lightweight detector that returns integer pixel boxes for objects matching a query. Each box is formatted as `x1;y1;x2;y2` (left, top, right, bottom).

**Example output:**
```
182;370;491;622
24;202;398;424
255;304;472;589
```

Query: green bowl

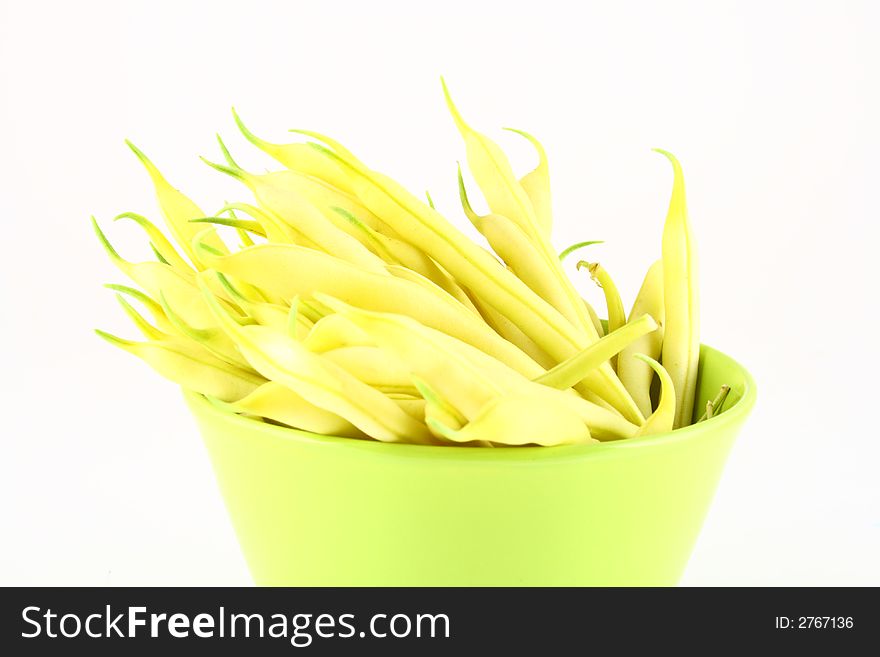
185;344;756;586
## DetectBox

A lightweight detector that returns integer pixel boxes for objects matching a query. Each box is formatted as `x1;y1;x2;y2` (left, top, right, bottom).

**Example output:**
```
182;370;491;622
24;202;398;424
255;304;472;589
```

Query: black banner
1;587;874;654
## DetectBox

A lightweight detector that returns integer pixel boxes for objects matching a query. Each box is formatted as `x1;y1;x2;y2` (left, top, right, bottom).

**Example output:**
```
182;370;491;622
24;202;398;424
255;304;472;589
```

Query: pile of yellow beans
94;81;707;447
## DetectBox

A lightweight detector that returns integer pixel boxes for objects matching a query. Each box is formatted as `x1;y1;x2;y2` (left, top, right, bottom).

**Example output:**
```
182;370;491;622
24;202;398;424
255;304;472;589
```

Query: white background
1;0;877;585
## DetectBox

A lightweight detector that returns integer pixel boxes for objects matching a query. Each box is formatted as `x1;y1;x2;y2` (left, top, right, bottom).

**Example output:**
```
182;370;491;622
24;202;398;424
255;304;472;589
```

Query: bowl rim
184;342;756;463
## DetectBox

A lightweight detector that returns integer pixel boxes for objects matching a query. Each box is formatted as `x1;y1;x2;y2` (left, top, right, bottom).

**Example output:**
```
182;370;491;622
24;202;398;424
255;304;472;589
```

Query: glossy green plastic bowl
185;344;755;586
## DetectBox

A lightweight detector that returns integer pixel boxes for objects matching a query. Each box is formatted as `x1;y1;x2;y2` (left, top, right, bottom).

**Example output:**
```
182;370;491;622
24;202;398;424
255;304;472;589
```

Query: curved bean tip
425;416;456;441
304;141;337;159
231;107;265;146
192;230;225;257
199;155;246;183
94;328;133;348
215;133;242;170
124;139;149;163
91;217;122;259
558;240;603;262
501;127;545;154
440;78;468;130
652;148;682;171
